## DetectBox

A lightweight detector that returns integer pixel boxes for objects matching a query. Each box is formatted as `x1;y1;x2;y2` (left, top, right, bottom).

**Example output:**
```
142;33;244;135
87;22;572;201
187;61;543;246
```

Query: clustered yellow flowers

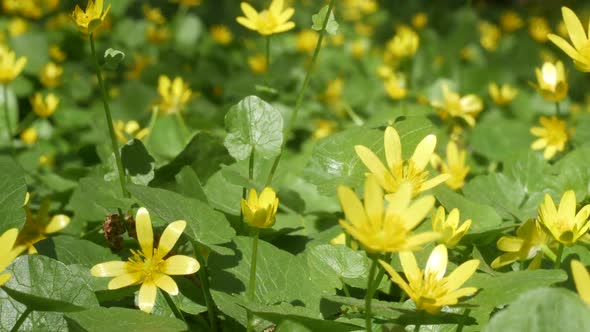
432;85;483;127
430;141;470;190
548;7;590;72
380;244;479;314
0;45;27;84
385;25;419;61
157;75;192;114
479;21;502;52
488;82;518;106
71;0;111;35
31;92;59;118
432;207;471;249
491;219;549;269
114;120;149;144
237;0;295;36
241;187;279;229
91;208;200;313
530;116;571;160
533;61;568;102
383;72;408;100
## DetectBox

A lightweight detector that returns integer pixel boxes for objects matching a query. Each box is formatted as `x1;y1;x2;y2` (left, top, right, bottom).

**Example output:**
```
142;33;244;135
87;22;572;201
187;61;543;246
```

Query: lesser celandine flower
538;191;590;246
530;116;570;160
20;127;38;145
479;21;502;52
430;140;470;190
385;25;419;60
432;207;471;249
0;45;27;84
248;54;268;74
236;0;295;36
296;30;318;53
241;187;279;229
491;219;549;269
500;10;524;33
548;7;590;72
0;228;22;286
114;120;149;144
355;126;450;197
91;208;200;313
31;92;59;118
533;61;568;102
412;12;428;30
40;62;63;88
71;0;111;35
571;260;590;305
210;25;234;45
380;244;479;314
338;176;439;254
432;85;483;127
157;75;192;115
488;82;518;106
529;16;551;43
384;73;408;100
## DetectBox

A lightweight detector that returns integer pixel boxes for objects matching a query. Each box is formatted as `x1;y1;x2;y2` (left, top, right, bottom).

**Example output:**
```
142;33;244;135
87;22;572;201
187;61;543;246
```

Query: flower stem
555;101;561;117
162;291;186;323
456;308;471;332
249;147;255;181
175;112;190;141
144;106;159;146
265;35;271;83
192;241;218;332
246;229;260;332
89;33;128;197
365;259;378;332
2;84;13;154
10;307;31;332
554;243;564;269
264;0;336;187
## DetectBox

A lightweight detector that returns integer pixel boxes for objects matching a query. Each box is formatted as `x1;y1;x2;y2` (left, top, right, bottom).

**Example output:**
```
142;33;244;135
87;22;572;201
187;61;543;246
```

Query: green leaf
65;307;187;332
306;245;369;290
0;157;27;233
549;145;590;199
67;176;134;223
470;112;532;161
127;184;235;251
11;32;49;74
174;166;208;203
0;288;67;332
224;95;284;161
120;139;156;185
483;288;590;332
311;5;339;35
3;255;99;312
0;86;18;144
462;173;527;221
103;48;125;70
36;236;119;268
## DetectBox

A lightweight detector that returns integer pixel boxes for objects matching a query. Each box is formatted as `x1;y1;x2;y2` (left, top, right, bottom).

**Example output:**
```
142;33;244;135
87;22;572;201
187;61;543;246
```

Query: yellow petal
558;190;576;220
0;228;18;256
240;2;259;21
44;214;70;234
491;252;520;269
0;272;11;286
420;174;451;191
136;207;154;259
425;244;448;280
337;185;367;228
562;7;588;50
444;259;479;291
273;22;296;34
379;259;415;299
364;175;384;227
446;208;460;229
402;232;441;251
385;182;412;214
277;8;295;24
548;34;584;63
236;17;258;31
269;0;284;14
401;195;435;230
497;236;524;252
157;220;186;258
411;134;437;171
399;251;421;285
138;282;158;313
108;272;142;289
572;260;590;304
161;255;200;275
355;145;394;191
384;126;402;168
259;187;277;207
154;273;179;295
91;261;130;277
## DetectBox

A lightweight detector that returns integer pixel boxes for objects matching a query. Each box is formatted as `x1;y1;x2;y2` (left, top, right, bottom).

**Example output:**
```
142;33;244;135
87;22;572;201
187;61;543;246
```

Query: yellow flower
488;82;518;106
236;0;295;36
430;141;470;190
350;39;368;60
146;24;170;44
248;54;267;74
533;61;568;102
31;92;59;118
71;0;111;35
412;12;428;30
20;127;38;145
126;54;151;80
142;5;166;25
380;244;479;314
500;10;524;33
313;119;335;140
40;61;63;89
210;25;233;45
90;208;200;313
338;176;439;254
0;46;27;84
538;190;590;246
432;85;483;127
386;25;419;60
15;194;70;254
355;126;450;197
241;187;279;229
530;116;570;160
529;16;551;43
296;30;318;53
548;7;590;72
479;21;502;52
114;120;149;144
432;207;471;249
491;219;549;269
49;45;66;62
0;228;22;286
571;260;590;305
157;75;192;114
384;72;407;100
8;18;28;37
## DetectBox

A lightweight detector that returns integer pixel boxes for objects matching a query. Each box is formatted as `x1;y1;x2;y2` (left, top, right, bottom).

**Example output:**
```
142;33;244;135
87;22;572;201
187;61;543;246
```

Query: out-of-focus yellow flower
31;92;59;118
330;232;359;250
8;18;28;36
126;54;151;80
355;23;374;36
376;65;393;79
500;10;524;32
430;141;470;190
14;194;70;254
529;16;551;43
91;208;200;313
296;30;317;53
114;120;149;144
412;12;428;30
547;7;590;72
248;54;267;74
330;33;345;46
49;45;66;62
530;116;571;160
533;61;568;102
355;126;450;197
39;154;54;167
71;0;112;35
341;0;377;21
432;85;483;127
143;5;166;25
20;127;38;144
0;228;22;286
386;25;419;60
210;25;233;45
339;176;439;254
380;244;479;314
479;21;502;51
350;39;367;59
538;190;590;246
237;0;295;36
170;0;202;7
432;207;471;249
157;75;192;115
241;187;279;229
491;219;549;269
0;46;27;84
40;62;63;88
146;24;171;44
313;119;335;140
488;82;518;106
572;260;590;305
460;46;476;62
321;78;344;107
384;72;407;100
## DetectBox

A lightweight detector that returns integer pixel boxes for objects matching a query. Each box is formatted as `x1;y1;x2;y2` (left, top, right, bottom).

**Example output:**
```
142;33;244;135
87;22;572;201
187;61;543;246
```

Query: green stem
249;148;255;181
341;278;351;297
16;111;36;133
456;308;471;332
192;241;218;332
246;230;260;332
555;101;561;117
264;0;336;187
265;35;271;83
144;106;159;146
414;323;421;332
10;307;31;332
174;112;190;141
2;84;13;153
554;243;564;269
89;33;128;197
371;253;391;298
365;259;378;332
540;244;557;262
162;291;186;323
